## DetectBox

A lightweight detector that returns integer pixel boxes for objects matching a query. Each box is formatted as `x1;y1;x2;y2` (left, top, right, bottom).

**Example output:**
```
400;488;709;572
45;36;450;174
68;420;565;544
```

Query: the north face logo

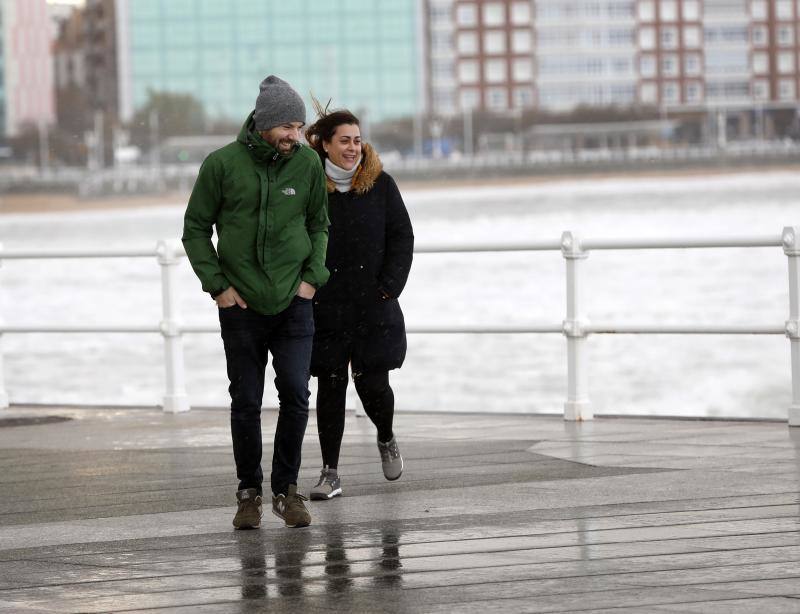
282;187;296;196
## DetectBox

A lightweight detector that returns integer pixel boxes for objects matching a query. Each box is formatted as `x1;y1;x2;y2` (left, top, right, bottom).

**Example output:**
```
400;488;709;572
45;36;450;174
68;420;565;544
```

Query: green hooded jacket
182;113;330;315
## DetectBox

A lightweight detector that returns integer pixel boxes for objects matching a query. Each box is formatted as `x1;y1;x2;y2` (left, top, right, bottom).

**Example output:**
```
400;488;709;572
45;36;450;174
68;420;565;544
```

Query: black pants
219;297;314;496
316;367;394;469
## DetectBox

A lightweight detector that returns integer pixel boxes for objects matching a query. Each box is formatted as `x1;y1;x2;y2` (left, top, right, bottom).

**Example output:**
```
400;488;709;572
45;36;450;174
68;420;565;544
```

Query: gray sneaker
272;484;311;528
233;488;262;530
310;466;342;500
377;436;403;481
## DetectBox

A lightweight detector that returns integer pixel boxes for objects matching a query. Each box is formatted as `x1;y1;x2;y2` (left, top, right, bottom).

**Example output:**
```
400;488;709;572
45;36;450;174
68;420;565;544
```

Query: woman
304;106;414;500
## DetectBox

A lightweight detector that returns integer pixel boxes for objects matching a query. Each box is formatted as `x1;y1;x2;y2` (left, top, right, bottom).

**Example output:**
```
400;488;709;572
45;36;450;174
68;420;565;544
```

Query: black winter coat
310;144;414;376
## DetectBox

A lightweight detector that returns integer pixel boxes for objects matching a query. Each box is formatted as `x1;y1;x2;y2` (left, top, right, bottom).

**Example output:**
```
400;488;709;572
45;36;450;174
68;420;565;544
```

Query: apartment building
0;0;54;140
433;0;800;115
448;0;536;113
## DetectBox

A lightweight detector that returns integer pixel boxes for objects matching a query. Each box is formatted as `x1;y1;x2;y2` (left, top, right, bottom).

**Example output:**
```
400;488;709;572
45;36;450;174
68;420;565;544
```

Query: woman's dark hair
305;102;360;161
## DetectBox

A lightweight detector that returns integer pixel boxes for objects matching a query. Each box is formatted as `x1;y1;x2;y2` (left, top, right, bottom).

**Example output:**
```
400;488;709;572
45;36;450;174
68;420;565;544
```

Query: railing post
561;231;593;421
0;242;8;409
156;239;190;413
783;226;800;427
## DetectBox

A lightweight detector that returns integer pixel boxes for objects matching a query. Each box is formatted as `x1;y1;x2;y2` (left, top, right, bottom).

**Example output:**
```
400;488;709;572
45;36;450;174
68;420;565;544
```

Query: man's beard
277;139;296;153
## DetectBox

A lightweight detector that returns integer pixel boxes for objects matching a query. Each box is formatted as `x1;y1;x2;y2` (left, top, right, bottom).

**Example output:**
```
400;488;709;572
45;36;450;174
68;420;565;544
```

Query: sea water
1;170;796;419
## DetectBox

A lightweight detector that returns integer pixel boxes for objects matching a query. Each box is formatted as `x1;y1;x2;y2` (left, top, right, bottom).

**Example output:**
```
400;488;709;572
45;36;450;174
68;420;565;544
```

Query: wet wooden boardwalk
0;406;798;613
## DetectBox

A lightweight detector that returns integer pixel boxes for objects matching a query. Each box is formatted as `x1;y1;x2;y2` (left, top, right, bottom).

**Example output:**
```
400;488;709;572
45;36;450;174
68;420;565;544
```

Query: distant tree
128;90;207;151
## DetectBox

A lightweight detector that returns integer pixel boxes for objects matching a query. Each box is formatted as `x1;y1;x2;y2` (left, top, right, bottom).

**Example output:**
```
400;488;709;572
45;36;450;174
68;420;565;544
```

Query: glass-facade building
116;0;424;124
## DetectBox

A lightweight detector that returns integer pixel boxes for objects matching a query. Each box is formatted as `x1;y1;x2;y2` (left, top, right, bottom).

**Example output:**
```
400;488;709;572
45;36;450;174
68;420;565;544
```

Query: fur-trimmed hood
325;142;382;195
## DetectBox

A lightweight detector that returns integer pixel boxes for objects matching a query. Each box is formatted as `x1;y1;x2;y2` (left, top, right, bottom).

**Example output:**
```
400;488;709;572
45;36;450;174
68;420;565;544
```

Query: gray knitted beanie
253;75;306;131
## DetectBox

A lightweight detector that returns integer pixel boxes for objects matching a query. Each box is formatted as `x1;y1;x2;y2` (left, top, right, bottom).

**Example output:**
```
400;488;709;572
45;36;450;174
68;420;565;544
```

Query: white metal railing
0;228;798;425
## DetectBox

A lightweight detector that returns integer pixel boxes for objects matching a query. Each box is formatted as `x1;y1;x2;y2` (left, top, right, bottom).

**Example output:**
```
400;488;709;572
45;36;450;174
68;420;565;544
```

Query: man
182;75;329;530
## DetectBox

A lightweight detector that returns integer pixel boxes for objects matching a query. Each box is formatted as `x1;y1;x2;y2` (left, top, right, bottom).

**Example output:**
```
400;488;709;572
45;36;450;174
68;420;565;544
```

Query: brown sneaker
233;488;262;530
272;484;311;528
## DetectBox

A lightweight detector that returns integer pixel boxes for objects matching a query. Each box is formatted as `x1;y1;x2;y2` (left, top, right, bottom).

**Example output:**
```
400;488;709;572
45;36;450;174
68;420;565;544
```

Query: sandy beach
3;162;800;215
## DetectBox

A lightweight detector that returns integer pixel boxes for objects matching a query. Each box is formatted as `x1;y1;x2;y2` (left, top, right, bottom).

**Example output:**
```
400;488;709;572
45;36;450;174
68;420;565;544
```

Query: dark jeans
219;296;314;497
316;367;394;469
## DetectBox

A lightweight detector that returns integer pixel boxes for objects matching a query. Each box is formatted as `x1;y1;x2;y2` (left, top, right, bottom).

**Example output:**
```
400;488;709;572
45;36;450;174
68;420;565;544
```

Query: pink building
0;0;54;138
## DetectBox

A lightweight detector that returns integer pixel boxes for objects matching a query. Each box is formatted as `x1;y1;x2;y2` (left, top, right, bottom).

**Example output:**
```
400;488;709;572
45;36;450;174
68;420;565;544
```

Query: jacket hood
237;111;299;163
326;142;382;195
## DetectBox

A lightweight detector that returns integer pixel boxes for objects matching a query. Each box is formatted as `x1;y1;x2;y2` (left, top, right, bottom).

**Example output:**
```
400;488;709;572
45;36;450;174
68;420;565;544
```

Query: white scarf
325;156;362;193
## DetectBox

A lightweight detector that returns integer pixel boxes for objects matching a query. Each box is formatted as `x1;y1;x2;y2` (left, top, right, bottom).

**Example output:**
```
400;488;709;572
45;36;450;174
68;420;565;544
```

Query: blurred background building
2;0;800;186
116;0;422;124
0;0;54;144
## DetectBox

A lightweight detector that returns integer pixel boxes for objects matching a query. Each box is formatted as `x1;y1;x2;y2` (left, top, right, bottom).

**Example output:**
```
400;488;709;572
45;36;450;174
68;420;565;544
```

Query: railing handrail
0;230;798;425
0;233;786;259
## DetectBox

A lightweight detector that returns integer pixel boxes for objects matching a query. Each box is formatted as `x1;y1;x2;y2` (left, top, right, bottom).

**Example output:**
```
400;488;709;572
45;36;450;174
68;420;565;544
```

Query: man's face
260;122;303;154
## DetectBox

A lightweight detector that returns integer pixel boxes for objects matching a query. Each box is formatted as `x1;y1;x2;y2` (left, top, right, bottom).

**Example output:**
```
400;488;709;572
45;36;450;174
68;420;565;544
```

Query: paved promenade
0;405;798;613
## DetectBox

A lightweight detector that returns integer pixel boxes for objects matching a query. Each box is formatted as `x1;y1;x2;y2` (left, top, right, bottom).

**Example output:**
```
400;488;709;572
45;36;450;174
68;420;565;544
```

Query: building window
660;27;678;49
612;57;632;74
512;58;532;81
484;30;506;54
432;60;455;82
609;28;634;46
751;1;767;20
661;54;679;77
456;3;478;26
431;32;453;55
752;79;769;100
778;26;795;46
662;82;680;103
685;81;703;102
779;79;796;99
639;27;656;49
705;25;748;44
682;0;700;20
512;87;533;108
485;58;507;83
777;0;793;19
458;60;479;84
430;4;452;22
640;54;657;77
609;2;636;18
510;1;531;25
486;87;508;110
660;0;678;20
457;31;479;55
752;52;769;74
483;2;506;26
684;53;702;76
751;25;768;46
433;91;456;113
459;88;480;109
638;0;655;20
683;25;701;47
640;82;658;103
778;51;795;73
511;29;532;53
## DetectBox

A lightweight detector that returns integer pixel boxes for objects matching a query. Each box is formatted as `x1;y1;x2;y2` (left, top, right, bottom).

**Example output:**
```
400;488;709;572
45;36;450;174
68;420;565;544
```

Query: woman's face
324;123;362;170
